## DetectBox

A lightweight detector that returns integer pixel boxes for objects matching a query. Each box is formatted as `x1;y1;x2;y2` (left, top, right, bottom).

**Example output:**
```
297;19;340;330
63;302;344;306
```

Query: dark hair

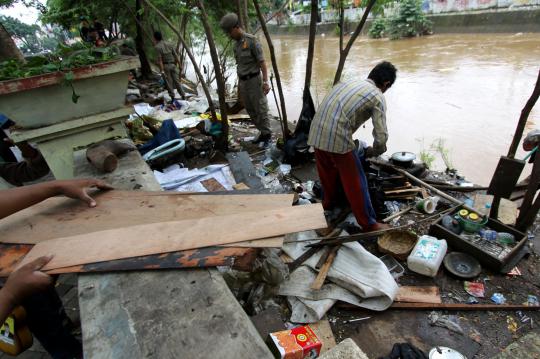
153;31;163;41
368;61;397;88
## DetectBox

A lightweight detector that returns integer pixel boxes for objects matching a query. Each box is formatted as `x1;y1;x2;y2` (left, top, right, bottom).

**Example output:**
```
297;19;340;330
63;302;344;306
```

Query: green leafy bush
368;17;387;39
386;0;432;40
0;43;118;81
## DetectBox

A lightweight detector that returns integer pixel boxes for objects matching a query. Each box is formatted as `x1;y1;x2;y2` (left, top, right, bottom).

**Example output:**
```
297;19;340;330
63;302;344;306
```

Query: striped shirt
308;79;388;155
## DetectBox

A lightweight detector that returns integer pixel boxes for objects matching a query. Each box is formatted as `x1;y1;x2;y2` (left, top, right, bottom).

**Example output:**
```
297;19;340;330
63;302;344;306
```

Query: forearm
0;181;60;219
260;61;268;82
158;58;164;72
0;289;16;325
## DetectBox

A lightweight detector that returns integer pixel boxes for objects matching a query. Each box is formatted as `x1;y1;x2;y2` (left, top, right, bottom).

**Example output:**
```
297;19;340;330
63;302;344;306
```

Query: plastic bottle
479;228;498;242
407;235;448;277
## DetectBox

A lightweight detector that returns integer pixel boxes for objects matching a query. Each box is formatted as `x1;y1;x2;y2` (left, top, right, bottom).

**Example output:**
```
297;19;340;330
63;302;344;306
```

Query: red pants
314;149;377;229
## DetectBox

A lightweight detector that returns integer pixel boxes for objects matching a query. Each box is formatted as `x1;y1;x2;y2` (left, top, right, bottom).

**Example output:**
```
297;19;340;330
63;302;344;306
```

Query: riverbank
267;7;540;35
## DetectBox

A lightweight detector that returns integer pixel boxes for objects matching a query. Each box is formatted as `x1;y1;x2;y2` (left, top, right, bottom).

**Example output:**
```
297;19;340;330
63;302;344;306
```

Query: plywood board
200;178;227;192
395;286;441;304
473;194;518;225
0;190;294;244
19;204;326;270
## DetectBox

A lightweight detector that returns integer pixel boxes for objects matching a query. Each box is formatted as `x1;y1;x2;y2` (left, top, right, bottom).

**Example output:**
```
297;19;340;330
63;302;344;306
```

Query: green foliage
0;43;117;81
386;0;432;40
368;17;386;38
430;138;454;170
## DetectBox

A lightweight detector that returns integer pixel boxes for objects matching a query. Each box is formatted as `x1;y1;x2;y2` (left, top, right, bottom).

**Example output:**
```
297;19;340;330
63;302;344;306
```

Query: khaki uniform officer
220;13;272;145
153;31;186;101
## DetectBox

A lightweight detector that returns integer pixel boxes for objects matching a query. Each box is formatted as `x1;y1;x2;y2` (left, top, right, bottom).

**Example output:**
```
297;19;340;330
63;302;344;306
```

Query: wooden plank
233;182;250;190
201;178;227;192
48;247;259;274
311;245;339;290
0;244;259;276
19;204;326;271
395;286;442;304
0;190;294;244
227;114;251;121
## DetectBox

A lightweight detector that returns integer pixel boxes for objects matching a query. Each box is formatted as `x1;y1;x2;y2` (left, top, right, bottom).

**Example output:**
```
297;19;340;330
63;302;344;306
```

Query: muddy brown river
262;33;540;185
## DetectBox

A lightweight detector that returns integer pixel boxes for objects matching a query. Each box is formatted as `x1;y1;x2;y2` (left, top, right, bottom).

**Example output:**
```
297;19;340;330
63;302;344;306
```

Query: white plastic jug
407;235;447;277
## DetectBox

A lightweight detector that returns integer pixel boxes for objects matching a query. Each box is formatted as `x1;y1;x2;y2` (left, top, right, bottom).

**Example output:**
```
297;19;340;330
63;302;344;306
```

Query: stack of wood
0;190;326;276
383;182;427;201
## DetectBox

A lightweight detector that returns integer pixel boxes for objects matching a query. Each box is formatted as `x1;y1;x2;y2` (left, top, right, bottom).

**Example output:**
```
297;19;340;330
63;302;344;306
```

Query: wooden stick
382;206;413;223
370;160;462;205
288;228;341;272
384;188;421;195
311;245;339;290
303;207;457;248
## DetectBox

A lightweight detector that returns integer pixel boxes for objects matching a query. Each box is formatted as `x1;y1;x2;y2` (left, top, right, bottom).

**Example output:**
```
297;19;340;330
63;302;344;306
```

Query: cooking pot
390;151;416;168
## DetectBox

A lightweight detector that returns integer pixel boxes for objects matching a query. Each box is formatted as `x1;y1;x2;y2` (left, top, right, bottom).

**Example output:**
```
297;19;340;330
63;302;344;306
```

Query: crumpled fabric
279;232;399;323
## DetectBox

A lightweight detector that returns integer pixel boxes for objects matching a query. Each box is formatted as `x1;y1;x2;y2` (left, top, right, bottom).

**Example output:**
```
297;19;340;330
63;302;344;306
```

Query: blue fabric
138;119;180;155
352;149;377;225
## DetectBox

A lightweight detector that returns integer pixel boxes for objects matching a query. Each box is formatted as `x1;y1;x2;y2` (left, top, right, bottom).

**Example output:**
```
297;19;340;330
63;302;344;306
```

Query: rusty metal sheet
0;244;258;277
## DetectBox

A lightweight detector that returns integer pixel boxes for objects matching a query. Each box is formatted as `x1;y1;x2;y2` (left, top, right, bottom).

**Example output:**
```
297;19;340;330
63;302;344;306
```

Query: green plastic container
456;214;488;233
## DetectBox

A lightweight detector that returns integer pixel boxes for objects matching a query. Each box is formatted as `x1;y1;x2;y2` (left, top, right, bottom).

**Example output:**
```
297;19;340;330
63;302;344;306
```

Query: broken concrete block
319;338;369;359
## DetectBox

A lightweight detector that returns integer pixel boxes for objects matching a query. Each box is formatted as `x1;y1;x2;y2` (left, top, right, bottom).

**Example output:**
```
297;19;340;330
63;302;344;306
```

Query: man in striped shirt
308;61;397;232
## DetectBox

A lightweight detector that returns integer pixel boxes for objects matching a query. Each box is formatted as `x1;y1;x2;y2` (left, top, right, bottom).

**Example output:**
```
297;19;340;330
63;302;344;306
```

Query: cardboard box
268;325;322;359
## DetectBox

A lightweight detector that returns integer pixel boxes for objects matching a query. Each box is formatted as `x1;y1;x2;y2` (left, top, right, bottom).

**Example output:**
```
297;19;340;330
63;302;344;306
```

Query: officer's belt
238;72;260;81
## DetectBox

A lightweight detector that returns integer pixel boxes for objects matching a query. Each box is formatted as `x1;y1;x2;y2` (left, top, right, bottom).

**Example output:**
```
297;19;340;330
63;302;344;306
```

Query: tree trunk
333;0;376;85
253;0;289;139
236;0;245;29
304;0;318;93
507;68;540;159
135;0;153;79
338;1;344;53
197;0;229;151
241;0;250;32
0;22;25;62
141;0;218;127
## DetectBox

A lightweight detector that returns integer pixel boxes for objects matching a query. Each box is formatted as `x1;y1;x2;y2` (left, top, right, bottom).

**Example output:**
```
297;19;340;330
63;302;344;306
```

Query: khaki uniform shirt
308;79;389;155
155;40;177;64
234;33;264;77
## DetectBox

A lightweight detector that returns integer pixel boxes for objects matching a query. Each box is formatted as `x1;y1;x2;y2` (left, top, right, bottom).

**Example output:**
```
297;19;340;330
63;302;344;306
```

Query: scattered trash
517;311;534;328
379;254;405;280
469;328;482;343
428;311;464;335
526;295;539;306
466;296;479;304
464;281;485;298
491;293;507;304
507;267;522;276
507;315;518;333
342;317;371;324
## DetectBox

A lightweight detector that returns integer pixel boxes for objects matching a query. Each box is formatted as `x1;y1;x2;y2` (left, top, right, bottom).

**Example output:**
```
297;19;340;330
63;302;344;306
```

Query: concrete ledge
267;7;540;35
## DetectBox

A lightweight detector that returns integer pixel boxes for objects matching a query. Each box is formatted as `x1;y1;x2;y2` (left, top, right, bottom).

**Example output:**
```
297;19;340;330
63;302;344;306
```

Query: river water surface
262;33;540;185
